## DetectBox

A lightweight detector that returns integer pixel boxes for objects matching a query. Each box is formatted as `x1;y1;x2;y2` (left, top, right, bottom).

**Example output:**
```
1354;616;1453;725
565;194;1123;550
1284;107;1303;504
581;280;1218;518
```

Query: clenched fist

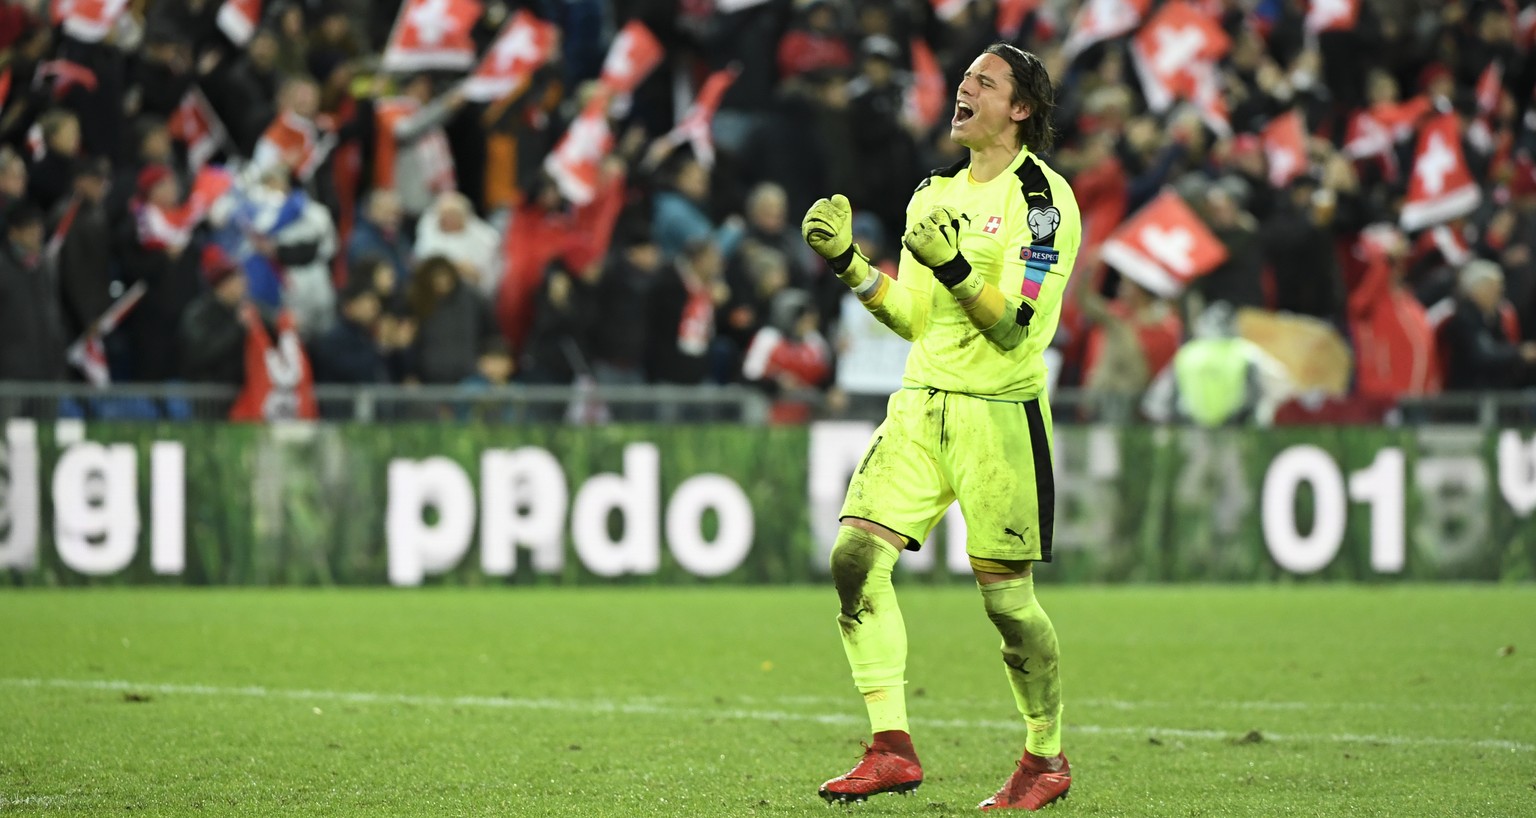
802;194;854;265
902;206;970;287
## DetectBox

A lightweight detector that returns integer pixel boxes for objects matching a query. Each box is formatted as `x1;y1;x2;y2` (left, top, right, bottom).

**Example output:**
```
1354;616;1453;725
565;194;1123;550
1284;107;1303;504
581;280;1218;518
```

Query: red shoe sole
818;779;922;803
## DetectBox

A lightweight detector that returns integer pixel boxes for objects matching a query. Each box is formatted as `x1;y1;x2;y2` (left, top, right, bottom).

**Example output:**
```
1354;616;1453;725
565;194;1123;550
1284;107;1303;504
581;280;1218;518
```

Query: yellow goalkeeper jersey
883;146;1080;401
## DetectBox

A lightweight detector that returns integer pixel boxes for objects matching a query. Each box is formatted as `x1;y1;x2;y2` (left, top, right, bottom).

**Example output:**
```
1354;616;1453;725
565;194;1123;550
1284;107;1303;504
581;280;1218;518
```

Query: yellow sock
829;526;908;734
979;574;1062;756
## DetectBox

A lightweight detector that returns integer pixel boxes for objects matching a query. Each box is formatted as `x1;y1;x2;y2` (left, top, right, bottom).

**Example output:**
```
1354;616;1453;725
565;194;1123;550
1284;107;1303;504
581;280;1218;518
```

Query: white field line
2;678;1530;753
731;694;1536;713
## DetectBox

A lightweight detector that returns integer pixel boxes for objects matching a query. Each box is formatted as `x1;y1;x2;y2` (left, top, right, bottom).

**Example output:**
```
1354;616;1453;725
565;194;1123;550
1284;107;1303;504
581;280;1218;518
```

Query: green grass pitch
2;585;1533;817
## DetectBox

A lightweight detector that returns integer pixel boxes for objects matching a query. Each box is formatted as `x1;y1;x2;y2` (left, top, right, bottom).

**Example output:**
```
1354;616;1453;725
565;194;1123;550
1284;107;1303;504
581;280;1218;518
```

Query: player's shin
979;574;1062;757
829;525;910;744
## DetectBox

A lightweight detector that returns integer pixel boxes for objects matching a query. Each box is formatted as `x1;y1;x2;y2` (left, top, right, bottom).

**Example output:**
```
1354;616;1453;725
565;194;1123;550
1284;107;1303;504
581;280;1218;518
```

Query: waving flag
661;65;740;168
382;0;484;72
1100;190;1228;298
67;281;147;387
1129;1;1231;113
904;38;946;131
1400;113;1480;230
1062;0;1151;60
170;88;232;170
52;0;129;43
1305;0;1358;33
217;0;262;46
598;21;664;99
463;10;558;102
1261;110;1308;188
544;92;614;206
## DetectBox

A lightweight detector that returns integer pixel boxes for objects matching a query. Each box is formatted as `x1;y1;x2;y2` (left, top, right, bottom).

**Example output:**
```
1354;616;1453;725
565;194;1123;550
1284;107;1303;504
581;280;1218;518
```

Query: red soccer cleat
978;751;1070;811
818;731;924;803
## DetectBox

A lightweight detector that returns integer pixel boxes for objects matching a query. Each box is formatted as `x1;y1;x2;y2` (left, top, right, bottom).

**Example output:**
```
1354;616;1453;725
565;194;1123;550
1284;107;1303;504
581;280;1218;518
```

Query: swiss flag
462;10;558;102
217;0;262;46
135;167;235;254
1400;113;1481;231
52;0;129;43
598;21;664;99
903;38;945;131
1261;110;1308;188
1062;0;1150;60
544;92;614;206
1343;107;1398;180
1304;0;1357;33
662;65;740;168
170;88;231;171
1129;1;1230;113
1099;190;1228;299
66;280;146;387
382;0;484;72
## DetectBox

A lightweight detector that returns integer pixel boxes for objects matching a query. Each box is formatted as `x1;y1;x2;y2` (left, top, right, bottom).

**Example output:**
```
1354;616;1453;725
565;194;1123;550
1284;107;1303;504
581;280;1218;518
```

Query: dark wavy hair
983;42;1056;154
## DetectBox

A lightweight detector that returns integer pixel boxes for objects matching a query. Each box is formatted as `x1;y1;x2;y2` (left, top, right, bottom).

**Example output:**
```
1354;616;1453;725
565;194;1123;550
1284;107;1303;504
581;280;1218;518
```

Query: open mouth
953;101;975;126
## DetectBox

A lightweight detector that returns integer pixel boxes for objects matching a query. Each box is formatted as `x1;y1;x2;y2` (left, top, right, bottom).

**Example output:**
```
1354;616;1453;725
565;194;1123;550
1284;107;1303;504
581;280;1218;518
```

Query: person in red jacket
1348;225;1439;400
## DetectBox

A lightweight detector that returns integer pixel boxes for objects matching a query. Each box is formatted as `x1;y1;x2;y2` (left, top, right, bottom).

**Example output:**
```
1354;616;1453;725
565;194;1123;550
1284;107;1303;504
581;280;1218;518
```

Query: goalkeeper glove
903;205;973;289
802;193;871;288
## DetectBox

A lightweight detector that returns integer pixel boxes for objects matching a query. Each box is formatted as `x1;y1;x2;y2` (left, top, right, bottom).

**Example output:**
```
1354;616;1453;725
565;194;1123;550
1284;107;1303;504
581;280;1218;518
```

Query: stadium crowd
0;0;1533;424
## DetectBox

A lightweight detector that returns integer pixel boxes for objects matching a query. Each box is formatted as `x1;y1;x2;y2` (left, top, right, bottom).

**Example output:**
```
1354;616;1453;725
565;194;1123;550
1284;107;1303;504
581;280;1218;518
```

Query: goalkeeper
802;43;1080;812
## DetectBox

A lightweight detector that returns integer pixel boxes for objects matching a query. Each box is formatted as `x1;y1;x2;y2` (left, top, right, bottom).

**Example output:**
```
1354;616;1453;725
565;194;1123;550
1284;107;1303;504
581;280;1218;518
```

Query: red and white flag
1476;60;1503;118
1192;60;1229;137
544;92;613;206
170;87;231;170
1129;1;1230;113
1261;110;1308;188
135;166;235;254
1343;107;1399;180
1099;190;1229;299
254;112;335;182
1304;0;1357;33
903;38;946;131
52;0;129;43
662;65;740;168
598;21;664;100
217;0;262;46
382;0;484;72
1400;112;1481;231
1062;0;1151;60
66;280;146;387
462;10;558;102
931;0;971;22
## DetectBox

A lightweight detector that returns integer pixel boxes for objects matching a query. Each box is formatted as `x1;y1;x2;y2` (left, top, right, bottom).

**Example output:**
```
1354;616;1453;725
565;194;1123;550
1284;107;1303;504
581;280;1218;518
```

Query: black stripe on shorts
1022;399;1055;562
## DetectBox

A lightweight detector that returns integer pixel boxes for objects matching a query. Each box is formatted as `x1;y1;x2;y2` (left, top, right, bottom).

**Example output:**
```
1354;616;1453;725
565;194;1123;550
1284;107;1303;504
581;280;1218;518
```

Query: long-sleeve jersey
865;146;1081;401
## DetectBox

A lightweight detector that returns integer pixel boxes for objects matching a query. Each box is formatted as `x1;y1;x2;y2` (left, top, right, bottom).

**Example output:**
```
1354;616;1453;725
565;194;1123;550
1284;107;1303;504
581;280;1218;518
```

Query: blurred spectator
373;75;464;228
346;189;412;288
0;200;67;380
1261;172;1345;323
846;35;920;238
1079;276;1183;403
55;156;113;342
1189;181;1266;312
776;0;853;81
119;164;203;381
521;260;599;385
308;275;389;384
26;108;81;213
1348;226;1439;400
253;76;324;182
589;227;662;390
1440;259;1536;390
405;255;499;385
247;167;338;339
652;150;725;260
647;238;726;385
0;147;28;230
198;29;281;155
414;191;500;297
107;118;174;225
1143;303;1295;427
742;288;831;424
178;246;251;385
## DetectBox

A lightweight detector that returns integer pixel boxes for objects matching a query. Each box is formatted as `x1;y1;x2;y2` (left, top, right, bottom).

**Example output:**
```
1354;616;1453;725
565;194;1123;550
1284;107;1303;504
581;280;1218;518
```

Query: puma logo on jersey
1027;190;1048;200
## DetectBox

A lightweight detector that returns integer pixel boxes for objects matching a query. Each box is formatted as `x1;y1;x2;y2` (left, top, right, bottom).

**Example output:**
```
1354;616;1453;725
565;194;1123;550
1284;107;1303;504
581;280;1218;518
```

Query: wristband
931;253;972;288
829;244;857;276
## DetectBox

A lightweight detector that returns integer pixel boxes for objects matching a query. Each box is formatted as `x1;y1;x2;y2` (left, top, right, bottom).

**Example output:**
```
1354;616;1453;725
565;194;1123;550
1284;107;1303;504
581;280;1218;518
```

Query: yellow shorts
839;387;1056;562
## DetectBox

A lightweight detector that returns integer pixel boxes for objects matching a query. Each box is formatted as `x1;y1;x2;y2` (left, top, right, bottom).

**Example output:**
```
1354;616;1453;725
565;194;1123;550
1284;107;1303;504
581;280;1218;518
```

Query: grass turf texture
1;586;1533;817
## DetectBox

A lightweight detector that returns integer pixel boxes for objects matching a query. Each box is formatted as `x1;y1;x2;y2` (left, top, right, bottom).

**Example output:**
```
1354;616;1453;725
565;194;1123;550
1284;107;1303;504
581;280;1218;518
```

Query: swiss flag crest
1099;190;1228;298
217;0;262;46
1261;110;1308;188
1304;0;1358;34
1062;0;1151;60
169;88;230;171
462;10;558;102
1400;113;1480;231
598;21;665;99
382;0;484;72
983;216;1002;234
52;0;129;43
544;92;614;206
1129;1;1230;113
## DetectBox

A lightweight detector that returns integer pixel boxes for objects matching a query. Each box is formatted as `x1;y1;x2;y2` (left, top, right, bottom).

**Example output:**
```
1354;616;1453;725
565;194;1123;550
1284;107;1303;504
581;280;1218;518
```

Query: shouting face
951;52;1027;151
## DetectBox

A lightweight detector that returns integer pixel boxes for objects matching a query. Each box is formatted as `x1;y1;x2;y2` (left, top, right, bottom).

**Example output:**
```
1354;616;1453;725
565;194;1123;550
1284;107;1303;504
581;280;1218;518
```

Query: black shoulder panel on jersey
914;156;971;193
1015;155;1061;252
